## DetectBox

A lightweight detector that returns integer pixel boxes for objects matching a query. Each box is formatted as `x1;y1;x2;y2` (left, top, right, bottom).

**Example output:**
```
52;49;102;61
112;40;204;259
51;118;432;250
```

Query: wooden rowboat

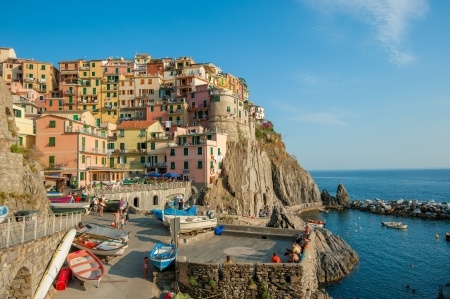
382;221;408;229
150;243;178;271
67;249;105;287
72;232;128;257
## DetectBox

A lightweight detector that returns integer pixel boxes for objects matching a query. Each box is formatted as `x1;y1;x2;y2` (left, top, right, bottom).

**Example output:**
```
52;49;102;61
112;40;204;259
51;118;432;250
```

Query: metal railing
0;212;82;249
85;181;191;196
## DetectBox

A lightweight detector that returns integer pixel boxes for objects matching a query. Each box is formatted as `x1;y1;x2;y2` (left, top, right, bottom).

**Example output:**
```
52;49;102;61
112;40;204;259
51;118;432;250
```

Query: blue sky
2;0;449;170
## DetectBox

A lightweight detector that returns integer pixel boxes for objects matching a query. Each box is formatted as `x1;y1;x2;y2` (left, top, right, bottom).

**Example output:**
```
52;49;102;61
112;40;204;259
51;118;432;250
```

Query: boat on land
78;223;129;243
49;195;82;203
178;216;218;233
67;249;105;287
0;205;9;224
382;221;408;229
149;243;178;271
307;219;326;228
151;206;197;221
50;202;90;215
72;232;128;257
33;228;76;299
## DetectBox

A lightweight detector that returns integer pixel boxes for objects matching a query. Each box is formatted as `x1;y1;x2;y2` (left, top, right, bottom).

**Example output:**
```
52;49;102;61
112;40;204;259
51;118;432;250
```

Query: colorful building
12;104;35;149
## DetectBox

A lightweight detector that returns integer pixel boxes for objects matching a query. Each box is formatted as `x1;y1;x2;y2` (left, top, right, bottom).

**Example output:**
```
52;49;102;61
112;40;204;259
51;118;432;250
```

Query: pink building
166;126;227;187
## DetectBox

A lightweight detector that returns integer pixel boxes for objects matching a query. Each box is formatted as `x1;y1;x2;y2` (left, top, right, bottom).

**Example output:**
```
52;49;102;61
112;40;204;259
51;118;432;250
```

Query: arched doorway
7;267;32;298
133;197;139;208
153;195;158;206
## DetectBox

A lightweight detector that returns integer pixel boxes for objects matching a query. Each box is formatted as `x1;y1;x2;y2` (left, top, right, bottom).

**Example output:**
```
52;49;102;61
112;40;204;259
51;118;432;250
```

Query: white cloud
294;70;367;88
304;0;429;66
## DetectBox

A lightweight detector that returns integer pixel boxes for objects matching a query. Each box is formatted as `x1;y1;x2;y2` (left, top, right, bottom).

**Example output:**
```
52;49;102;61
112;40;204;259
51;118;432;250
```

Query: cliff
204;121;321;216
0;77;49;214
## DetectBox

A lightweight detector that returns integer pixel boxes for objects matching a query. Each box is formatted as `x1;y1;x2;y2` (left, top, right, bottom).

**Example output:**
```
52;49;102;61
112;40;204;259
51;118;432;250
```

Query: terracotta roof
117;120;157;129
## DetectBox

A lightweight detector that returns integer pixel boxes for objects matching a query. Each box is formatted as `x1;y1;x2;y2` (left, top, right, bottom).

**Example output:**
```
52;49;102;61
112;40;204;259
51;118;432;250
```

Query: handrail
0;212;82;249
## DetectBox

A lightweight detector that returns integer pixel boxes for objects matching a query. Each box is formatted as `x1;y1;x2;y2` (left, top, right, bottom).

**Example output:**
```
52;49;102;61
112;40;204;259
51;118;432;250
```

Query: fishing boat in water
307;219;326;228
149;243;178;271
382;221;408;229
67;249;105;287
72;232;128;257
446;233;450;241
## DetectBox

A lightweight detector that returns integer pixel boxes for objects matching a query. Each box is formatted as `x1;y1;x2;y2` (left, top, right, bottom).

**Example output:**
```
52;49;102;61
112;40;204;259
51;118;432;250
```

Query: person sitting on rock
287;252;299;263
285;240;301;256
271;252;281;263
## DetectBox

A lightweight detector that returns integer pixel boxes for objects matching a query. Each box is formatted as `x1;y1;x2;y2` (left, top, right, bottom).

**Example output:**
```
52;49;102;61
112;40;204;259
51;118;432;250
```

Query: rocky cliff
204;122;321;216
0;77;49;214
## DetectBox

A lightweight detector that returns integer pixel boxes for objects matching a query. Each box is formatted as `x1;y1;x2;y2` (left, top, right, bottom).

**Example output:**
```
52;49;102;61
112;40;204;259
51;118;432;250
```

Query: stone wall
0;230;69;299
176;231;325;299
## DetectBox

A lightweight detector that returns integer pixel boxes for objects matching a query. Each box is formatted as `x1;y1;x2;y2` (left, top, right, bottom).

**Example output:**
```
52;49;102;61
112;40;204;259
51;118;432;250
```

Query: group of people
90;194;107;217
273;224;312;264
112;198;129;229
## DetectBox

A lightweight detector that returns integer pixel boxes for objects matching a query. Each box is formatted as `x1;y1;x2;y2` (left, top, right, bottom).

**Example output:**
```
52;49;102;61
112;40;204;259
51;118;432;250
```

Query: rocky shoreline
348;198;450;219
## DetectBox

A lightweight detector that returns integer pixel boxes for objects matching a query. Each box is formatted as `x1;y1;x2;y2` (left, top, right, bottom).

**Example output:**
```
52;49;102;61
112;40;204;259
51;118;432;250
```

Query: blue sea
303;169;450;299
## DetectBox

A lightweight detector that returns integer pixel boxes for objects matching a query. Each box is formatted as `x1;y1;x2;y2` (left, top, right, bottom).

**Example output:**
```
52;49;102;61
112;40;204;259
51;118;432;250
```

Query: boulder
336;184;350;206
266;206;304;229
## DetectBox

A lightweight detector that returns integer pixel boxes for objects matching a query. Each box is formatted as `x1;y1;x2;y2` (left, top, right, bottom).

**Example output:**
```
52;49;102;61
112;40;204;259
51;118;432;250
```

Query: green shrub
189;276;197;287
208;279;216;288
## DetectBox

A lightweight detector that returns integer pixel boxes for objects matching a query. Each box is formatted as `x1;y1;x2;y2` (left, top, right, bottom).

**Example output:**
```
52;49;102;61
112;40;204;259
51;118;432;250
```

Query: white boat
33;228;76;299
78;223;129;243
163;214;192;227
67;249;105;287
178;216;218;233
50;202;90;215
72;232;128;256
382;221;408;229
0;205;9;224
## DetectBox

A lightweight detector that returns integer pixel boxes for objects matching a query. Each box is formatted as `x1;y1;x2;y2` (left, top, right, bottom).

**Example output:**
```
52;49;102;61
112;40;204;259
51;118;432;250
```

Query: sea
302;168;450;299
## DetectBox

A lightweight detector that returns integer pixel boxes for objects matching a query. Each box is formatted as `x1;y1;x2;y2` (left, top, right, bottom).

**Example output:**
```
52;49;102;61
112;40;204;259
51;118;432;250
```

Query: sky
1;0;449;171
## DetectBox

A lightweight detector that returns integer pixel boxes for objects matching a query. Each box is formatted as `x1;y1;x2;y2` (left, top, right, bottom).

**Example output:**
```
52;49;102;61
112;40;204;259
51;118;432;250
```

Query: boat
151;206;197;221
49;195;82;203
0;205;9;224
382;221;408;229
66;249;105;287
33;228;76;299
177;216;218;233
72;232;128;257
50;202;90;215
446;233;450;241
306;219;326;228
78;223;130;243
149;243;178;271
319;208;329;213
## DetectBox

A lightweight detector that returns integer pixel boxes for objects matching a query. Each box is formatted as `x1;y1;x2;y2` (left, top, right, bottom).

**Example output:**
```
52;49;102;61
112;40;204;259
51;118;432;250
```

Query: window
210;161;214;169
140;157;145;163
96;79;99;86
80;172;84;180
151;143;155;150
41;65;46;70
28;64;34;70
183;161;189;169
170;162;175;169
58;100;63;106
83;72;87;76
107;143;115;149
210;147;213;155
218;148;221;155
184;148;188;156
197;147;202;155
214;96;220;102
119;130;124;137
127;67;131;73
49;100;53;107
49;120;56;128
207;134;212;140
49;156;55;164
227;106;231;112
49;137;56;147
91;72;95;76
41;74;45;79
93;88;96;94
82;155;85;163
120;143;125;150
197;161;203;169
91;62;96;67
170;148;175;156
68;96;73;103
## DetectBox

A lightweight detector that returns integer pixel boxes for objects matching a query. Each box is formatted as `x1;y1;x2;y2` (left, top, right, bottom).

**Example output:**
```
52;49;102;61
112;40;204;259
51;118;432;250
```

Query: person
285;240;301;256
143;256;149;278
113;209;121;229
124;206;130;225
120;216;125;230
271;252;281;263
119;198;125;215
77;222;84;231
225;255;232;264
287;252;299;263
98;198;105;217
178;198;184;210
92;197;99;214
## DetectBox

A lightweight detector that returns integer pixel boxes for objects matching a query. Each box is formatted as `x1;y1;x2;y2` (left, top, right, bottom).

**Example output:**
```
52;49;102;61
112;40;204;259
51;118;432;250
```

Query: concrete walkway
56;212;172;299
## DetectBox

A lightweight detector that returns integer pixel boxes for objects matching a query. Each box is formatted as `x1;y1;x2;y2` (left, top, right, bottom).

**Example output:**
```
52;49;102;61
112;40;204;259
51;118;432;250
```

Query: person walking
143;257;149;278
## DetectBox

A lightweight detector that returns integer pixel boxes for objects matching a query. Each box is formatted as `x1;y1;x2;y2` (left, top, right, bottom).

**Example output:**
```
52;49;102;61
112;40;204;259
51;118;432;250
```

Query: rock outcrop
0;77;49;214
321;183;350;207
313;228;359;284
204;125;321;216
266;205;305;229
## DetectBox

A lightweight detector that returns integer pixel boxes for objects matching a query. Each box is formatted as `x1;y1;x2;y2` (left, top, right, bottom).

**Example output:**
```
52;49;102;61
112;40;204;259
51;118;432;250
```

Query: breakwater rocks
350;198;450;219
314;228;359;284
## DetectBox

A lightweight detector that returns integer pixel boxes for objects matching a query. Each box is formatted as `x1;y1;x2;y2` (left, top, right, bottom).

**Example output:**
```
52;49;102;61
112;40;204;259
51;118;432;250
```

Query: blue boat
149;243;178;271
0;205;9;224
151;206;197;221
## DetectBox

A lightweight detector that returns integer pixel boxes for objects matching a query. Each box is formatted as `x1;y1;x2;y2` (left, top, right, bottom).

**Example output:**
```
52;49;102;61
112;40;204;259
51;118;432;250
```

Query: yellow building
112;120;165;174
12;104;35;149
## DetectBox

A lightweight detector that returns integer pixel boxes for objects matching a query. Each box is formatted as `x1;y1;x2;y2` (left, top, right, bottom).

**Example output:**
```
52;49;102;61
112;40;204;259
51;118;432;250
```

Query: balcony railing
38;78;47;83
79;147;106;154
65;126;107;138
167;109;182;114
47;163;64;170
25;77;35;82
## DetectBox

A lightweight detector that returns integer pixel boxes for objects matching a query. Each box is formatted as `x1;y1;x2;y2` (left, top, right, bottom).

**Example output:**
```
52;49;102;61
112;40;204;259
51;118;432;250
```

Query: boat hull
306;219;325;228
67;249;105;287
150;243;177;271
382;221;407;229
33;229;76;299
178;216;217;233
73;233;128;256
51;203;90;215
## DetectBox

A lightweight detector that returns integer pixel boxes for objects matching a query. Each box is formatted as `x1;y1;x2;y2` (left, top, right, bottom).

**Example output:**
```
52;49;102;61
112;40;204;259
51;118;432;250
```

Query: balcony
65;90;75;95
25;77;35;82
114;148;147;154
81;66;90;70
167;109;182;114
38;78;47;83
143;162;167;168
47;163;64;170
79;147;106;154
65;126;107;138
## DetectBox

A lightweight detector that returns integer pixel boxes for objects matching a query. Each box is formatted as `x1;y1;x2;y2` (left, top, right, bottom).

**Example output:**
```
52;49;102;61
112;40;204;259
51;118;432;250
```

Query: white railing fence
0;212;82;249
